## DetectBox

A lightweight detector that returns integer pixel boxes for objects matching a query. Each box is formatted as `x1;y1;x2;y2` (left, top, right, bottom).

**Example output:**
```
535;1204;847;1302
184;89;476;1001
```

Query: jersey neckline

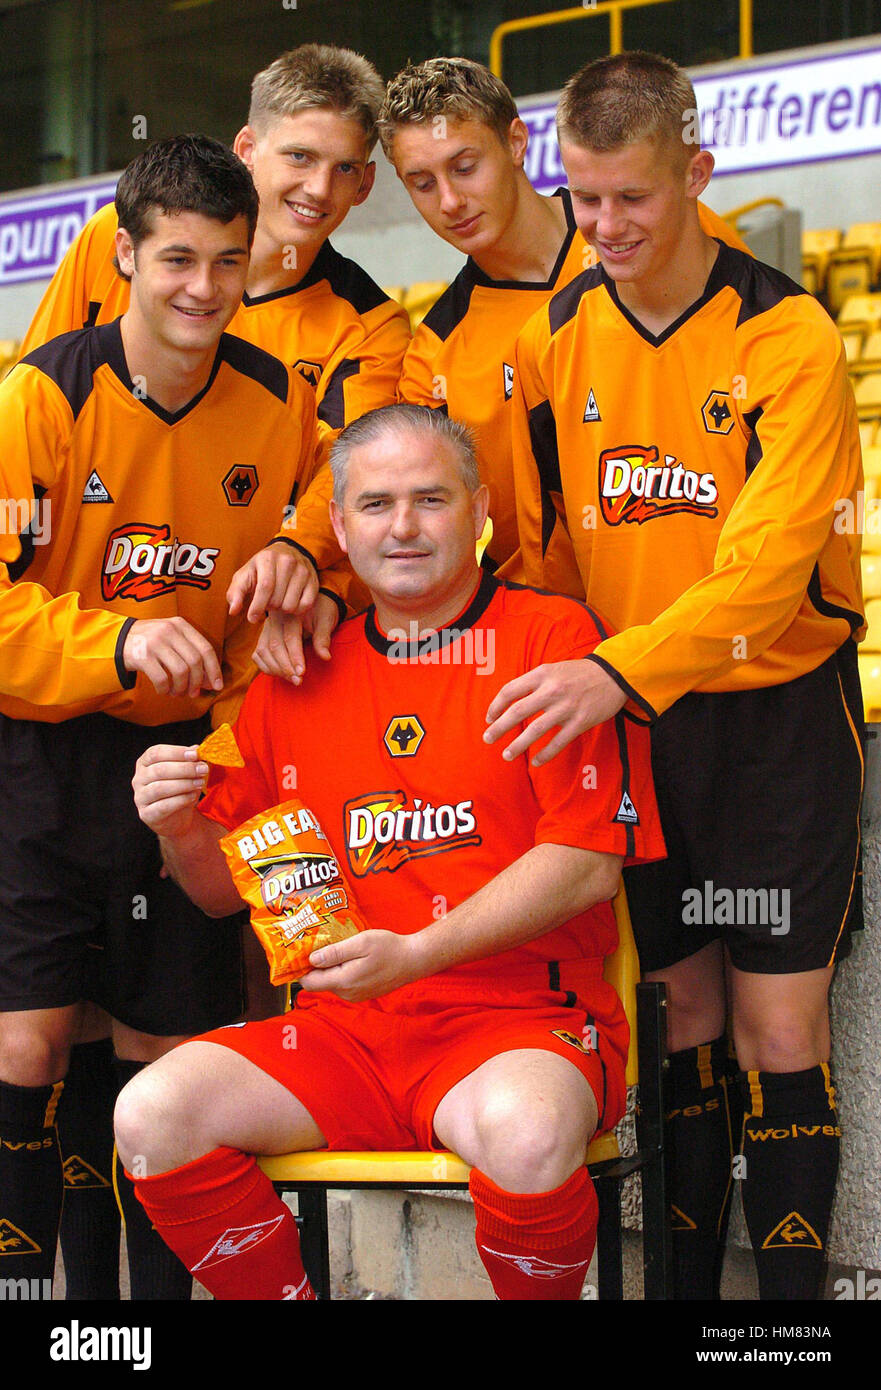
241;239;337;307
364;569;499;658
97;319;226;425
600;238;730;347
465;188;578;293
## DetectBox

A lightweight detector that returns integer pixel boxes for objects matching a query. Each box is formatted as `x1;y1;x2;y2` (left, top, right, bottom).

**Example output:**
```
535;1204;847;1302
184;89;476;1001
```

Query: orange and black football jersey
396;192;750;581
512;240;864;718
198;571;665;975
19;200;409;431
0;320;318;727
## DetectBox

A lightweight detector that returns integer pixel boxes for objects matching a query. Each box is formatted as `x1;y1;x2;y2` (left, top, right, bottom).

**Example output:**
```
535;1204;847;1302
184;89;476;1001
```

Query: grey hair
330;404;481;504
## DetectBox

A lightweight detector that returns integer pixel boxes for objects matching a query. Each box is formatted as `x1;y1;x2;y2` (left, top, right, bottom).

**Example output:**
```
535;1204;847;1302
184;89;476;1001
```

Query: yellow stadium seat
801;228;842;295
402;281;449;330
860;512;881;554
842;221;881;281
258;887;672;1300
863;445;881;481
827;255;874;315
840;325;865;364
861;599;881;652
854;372;881;418
838;294;881;331
0;340;20;382
861;553;881;599
851;329;881;378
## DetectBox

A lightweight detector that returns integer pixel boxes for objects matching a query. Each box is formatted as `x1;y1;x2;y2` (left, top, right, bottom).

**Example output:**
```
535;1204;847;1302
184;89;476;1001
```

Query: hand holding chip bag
219;798;367;984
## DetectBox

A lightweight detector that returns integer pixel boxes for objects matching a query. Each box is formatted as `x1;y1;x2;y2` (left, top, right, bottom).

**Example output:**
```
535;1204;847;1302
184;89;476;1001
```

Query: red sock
470;1166;598;1301
127;1146;315;1301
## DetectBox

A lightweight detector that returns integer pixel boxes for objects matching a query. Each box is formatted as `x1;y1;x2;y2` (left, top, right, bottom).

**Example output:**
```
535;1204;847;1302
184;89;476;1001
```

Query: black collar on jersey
241;239;336;306
97;318;225;424
465;188;578;292
601;237;729;347
364;569;499;658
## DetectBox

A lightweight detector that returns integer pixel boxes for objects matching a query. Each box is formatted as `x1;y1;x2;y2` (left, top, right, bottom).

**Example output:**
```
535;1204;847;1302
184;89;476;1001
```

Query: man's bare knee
473;1089;591;1193
0;1009;77;1086
114;1058;202;1176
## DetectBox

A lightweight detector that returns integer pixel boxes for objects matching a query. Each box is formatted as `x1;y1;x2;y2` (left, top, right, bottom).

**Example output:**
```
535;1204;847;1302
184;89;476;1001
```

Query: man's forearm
159;814;244;918
408;842;622;979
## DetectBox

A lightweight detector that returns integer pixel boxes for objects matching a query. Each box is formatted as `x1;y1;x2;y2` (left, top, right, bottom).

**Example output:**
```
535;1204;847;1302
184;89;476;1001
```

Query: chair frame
263;981;671;1301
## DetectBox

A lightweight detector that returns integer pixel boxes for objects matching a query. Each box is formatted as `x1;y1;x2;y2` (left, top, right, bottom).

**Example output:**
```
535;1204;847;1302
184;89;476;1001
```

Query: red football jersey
198;572;665;977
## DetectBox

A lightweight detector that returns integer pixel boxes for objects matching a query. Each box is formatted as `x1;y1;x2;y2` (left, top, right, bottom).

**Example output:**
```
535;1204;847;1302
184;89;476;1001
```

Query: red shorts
197;961;628;1152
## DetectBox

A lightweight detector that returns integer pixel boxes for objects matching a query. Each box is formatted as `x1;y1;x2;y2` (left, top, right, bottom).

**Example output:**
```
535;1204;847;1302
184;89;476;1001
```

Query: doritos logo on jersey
598;445;719;527
344;790;481;878
222;464;259;507
101;523;219;601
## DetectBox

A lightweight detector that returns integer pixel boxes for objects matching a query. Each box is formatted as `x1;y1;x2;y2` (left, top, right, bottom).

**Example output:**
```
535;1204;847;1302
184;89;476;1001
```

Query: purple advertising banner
520;42;881;192
0;179;117;287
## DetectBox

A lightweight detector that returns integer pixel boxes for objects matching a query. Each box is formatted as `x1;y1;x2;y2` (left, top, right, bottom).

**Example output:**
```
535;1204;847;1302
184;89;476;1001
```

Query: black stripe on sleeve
115;617;137;689
585;652;657;723
527;397;562;559
6;485;48;582
317;358;361;429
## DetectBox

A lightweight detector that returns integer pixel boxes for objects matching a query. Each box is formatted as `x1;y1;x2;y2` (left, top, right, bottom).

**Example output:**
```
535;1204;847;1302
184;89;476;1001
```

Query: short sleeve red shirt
199;572;665;977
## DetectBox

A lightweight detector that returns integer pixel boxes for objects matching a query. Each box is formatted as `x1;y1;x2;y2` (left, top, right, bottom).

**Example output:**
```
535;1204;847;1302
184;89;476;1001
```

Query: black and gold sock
112;1057;193;1301
0;1077;65;1287
665;1036;735;1299
57;1039;121;1299
739;1065;839;1300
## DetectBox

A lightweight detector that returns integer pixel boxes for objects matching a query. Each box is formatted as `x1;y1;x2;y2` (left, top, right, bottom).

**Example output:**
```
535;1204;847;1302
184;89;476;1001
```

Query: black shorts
0;711;245;1034
623;641;864;975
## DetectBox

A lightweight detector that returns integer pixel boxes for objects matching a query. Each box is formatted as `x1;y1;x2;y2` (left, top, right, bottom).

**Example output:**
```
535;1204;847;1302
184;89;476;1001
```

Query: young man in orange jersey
118;403;666;1302
485;52;864;1301
0;136;321;1302
21;45;408;440
17;44;408;1298
249;56;750;676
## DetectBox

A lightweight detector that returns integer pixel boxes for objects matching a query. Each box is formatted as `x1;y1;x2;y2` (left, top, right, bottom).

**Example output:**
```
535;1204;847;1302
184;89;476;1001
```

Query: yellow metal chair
258;888;670;1300
802;227;842;298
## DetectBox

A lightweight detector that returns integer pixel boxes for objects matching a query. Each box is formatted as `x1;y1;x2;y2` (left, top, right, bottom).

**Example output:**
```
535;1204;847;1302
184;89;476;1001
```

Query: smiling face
329;425;489;630
389;115;527;260
234;107;375;262
560;135;713;296
116;209;250;356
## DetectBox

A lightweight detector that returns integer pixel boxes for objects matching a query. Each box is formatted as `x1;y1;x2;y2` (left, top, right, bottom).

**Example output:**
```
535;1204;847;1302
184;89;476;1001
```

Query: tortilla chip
198;722;244;767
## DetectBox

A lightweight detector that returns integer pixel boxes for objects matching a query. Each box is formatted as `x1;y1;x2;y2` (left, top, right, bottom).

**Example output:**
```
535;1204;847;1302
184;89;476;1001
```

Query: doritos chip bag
219;799;366;984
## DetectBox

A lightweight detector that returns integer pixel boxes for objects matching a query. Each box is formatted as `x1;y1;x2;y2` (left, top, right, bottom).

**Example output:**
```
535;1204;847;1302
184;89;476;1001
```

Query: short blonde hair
557;51;697;165
249;45;385;152
378;57;519;158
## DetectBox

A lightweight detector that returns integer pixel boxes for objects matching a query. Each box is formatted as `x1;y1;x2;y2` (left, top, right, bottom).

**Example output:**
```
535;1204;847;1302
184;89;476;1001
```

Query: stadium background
0;0;879;1296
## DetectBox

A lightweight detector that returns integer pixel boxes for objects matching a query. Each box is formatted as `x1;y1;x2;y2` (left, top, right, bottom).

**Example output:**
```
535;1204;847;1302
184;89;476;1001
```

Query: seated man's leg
115;1038;326;1301
731;963;838;1301
0;1005;76;1285
434;1049;599;1301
